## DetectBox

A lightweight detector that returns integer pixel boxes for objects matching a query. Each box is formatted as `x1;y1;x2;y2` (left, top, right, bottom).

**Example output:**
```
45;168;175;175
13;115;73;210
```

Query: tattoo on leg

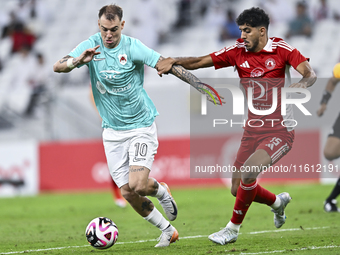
141;200;153;212
129;167;145;173
150;179;158;196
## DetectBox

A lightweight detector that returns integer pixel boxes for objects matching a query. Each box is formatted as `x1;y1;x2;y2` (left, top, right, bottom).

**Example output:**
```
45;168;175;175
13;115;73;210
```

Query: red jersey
210;37;307;133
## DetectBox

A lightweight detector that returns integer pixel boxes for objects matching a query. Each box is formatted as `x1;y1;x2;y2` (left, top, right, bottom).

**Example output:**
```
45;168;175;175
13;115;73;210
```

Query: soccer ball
85;217;119;249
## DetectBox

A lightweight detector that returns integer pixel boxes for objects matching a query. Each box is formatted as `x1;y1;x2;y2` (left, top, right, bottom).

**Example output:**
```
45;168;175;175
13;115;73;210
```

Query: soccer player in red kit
157;7;317;244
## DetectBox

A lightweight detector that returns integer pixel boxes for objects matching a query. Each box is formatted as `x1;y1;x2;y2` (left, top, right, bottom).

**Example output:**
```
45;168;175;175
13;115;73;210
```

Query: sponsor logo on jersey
118;54;127;65
96;81;106;94
265;58;276;70
132;157;146;162
93;57;105;61
111;83;131;93
240;61;250;68
250;67;265;77
99;70;121;80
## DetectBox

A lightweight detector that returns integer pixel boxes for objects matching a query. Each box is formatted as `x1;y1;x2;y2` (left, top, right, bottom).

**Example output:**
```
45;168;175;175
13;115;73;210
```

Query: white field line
228;245;340;255
0;227;335;254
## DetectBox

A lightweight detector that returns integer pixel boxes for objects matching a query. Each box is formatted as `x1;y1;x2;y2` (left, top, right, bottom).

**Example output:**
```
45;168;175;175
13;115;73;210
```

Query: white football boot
158;182;178;221
208;226;238;245
155;225;179;247
271;192;292;228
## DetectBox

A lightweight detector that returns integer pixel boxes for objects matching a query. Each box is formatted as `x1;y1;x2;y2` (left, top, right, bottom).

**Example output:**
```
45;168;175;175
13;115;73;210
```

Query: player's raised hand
79;45;101;64
197;83;225;106
157;57;176;77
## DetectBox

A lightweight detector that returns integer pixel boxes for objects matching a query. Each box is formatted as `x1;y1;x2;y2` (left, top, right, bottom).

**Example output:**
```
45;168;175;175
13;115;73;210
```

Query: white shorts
102;122;158;188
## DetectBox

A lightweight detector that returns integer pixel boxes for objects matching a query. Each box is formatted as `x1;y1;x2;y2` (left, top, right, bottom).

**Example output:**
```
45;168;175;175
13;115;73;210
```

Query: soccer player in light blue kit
53;4;221;247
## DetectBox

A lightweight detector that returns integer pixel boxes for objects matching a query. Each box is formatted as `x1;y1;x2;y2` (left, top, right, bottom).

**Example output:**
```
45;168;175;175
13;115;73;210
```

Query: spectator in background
312;0;340;22
25;52;49;116
174;0;192;28
286;1;313;39
219;10;240;41
1;10;36;54
1;45;35;115
10;23;36;53
130;0;160;50
1;11;23;39
313;0;330;21
258;0;293;24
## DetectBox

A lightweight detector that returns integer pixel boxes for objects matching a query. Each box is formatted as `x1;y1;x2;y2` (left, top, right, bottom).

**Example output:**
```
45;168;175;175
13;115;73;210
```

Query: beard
247;37;260;52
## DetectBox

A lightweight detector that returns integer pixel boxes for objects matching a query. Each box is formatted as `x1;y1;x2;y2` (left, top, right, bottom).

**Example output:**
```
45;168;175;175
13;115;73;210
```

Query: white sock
154;182;166;199
227;221;241;232
143;207;170;231
270;196;281;210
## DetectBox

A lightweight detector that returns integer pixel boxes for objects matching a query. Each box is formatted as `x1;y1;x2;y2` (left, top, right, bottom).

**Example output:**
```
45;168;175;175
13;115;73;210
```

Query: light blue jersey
69;33;161;130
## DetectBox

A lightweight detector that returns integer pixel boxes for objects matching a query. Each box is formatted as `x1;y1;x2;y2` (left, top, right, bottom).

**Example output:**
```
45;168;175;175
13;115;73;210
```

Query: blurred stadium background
0;0;340;197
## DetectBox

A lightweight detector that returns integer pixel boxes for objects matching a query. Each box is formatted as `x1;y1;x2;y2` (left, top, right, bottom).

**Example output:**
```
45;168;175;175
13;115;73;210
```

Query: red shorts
233;130;295;169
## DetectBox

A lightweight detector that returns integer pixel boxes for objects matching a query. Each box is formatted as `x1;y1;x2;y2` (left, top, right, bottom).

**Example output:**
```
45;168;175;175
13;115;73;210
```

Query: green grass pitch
0;183;340;254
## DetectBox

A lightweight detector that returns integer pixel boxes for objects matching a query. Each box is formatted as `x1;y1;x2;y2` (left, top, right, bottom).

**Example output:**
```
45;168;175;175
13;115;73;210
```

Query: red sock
253;184;276;206
112;181;123;200
231;181;258;224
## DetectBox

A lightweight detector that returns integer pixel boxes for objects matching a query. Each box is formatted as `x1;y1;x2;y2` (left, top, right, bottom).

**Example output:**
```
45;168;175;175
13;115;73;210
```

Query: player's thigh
128;165;151;191
256;131;295;166
128;122;158;185
324;136;340;160
233;131;256;170
324;114;340;160
102;128;130;188
242;149;272;172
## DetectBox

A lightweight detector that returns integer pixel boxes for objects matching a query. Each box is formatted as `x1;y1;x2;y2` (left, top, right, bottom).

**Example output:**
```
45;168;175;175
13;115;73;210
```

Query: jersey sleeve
130;39;161;68
283;48;307;69
68;39;95;68
209;45;237;70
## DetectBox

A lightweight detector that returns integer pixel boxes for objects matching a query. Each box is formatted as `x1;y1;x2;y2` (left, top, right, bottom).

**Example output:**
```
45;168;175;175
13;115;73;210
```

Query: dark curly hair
236;7;270;29
99;4;123;21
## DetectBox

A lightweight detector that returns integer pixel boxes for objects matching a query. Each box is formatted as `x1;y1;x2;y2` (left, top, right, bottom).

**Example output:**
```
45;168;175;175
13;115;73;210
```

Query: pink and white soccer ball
85;217;119;249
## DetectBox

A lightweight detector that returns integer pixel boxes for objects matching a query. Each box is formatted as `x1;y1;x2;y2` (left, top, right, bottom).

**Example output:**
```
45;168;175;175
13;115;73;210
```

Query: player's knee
324;148;340;161
121;189;136;202
241;177;257;185
129;182;148;196
230;187;237;197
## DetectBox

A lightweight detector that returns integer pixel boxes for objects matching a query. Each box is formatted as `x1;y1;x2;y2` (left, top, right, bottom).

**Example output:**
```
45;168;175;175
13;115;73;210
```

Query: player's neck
253;36;268;53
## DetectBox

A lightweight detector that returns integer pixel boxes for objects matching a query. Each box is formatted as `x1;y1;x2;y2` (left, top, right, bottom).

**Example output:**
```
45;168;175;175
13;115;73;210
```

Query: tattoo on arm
170;65;202;90
141;199;153;212
156;56;214;99
59;55;72;64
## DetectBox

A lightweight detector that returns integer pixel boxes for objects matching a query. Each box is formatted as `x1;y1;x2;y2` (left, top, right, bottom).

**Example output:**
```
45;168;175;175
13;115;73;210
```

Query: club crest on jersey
265;58;276;70
118;54;127;65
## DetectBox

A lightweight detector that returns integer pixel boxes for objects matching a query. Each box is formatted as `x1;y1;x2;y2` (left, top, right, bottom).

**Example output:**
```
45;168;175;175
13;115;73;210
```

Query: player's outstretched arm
157;55;214;76
53;45;101;73
156;56;224;105
317;76;340;117
289;61;317;89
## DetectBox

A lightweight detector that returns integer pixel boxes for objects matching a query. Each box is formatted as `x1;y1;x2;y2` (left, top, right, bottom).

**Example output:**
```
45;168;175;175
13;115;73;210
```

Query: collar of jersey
244;38;274;53
102;34;125;52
